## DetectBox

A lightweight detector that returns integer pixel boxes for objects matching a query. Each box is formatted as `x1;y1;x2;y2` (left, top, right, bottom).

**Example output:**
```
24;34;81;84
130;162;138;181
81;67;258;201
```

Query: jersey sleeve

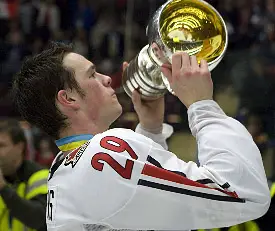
76;100;270;230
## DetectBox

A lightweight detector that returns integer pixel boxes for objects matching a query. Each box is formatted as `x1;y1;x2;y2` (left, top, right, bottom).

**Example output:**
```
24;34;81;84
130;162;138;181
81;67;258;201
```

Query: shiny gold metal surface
160;0;226;65
122;0;228;100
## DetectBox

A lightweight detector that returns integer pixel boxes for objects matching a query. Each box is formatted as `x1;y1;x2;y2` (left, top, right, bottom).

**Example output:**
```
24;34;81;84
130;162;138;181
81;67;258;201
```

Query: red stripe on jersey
142;164;239;198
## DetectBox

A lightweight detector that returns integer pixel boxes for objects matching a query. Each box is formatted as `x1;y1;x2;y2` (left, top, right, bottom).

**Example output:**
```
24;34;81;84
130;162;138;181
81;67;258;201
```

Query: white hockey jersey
46;100;270;231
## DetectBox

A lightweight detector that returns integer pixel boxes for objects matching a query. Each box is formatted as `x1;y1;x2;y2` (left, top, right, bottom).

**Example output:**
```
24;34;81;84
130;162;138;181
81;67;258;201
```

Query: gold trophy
122;0;228;100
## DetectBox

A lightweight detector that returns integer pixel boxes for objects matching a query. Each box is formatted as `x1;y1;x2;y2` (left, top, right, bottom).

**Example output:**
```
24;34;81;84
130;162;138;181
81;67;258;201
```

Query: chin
116;103;123;117
111;103;123;122
2;167;16;176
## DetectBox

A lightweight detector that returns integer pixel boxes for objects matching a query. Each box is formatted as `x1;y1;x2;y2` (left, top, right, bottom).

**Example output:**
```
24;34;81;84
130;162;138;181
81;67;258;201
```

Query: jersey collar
55;134;93;152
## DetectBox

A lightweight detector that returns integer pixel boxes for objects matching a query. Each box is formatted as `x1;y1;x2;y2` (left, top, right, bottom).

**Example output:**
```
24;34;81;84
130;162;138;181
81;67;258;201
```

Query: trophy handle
122;45;167;101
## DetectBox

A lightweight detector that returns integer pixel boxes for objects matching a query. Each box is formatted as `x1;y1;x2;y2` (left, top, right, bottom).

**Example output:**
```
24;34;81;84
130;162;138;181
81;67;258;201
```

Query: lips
111;91;117;98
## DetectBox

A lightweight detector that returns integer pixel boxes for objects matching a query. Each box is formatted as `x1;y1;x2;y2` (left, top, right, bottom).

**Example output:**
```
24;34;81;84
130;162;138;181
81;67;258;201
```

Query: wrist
184;98;214;109
139;123;163;134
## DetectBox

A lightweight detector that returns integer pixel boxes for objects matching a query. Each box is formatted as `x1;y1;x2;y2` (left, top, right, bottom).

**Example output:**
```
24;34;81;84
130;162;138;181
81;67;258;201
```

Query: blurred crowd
0;0;275;166
0;1;275;230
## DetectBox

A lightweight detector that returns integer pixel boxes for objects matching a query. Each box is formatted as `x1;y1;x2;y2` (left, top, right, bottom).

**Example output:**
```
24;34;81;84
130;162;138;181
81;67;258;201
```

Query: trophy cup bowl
122;0;228;100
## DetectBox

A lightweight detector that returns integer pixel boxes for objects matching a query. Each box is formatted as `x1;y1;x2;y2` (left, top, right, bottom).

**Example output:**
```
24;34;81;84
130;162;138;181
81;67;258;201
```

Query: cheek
90;82;103;95
0;146;11;158
0;147;16;167
6;149;22;166
86;81;104;98
87;83;105;104
85;83;107;117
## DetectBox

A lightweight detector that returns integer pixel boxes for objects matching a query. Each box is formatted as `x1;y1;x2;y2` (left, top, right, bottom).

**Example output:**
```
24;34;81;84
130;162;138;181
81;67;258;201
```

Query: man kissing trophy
122;0;227;100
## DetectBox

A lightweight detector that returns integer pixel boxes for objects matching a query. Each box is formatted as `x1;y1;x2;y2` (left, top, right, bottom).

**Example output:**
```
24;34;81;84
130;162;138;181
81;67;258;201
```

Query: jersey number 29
91;136;138;179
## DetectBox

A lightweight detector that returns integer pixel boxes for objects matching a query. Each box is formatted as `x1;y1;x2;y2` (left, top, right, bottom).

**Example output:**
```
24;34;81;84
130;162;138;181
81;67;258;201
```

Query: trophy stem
122;45;167;101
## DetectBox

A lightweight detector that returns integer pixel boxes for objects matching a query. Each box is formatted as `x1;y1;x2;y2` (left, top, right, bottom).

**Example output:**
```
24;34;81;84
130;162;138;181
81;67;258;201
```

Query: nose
101;74;112;87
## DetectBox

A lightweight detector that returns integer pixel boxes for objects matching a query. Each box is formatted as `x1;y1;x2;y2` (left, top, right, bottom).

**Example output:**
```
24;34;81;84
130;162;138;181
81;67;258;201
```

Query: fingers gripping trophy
122;0;228;100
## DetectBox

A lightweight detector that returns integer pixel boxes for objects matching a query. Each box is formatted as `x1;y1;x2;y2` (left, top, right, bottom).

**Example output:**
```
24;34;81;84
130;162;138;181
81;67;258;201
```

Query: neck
59;117;110;139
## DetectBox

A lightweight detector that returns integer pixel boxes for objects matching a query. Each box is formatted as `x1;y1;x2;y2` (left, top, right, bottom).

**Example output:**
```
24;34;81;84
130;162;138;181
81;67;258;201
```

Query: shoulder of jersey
97;128;152;143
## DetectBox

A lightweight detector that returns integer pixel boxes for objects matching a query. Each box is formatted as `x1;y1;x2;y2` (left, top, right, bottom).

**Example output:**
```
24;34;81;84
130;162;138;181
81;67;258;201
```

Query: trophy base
122;45;167;101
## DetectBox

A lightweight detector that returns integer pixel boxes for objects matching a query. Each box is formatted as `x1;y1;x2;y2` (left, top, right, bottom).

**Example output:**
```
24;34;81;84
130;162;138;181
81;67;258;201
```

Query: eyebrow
86;65;96;74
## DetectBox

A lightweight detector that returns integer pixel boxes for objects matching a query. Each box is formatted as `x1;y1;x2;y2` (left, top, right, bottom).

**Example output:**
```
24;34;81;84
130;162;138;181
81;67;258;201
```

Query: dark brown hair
12;42;85;139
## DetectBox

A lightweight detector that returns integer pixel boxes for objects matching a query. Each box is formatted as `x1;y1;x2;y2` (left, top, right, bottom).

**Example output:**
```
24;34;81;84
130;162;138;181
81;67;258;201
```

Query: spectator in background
55;0;72;31
245;113;269;154
90;9;120;60
19;120;36;161
36;0;60;39
74;0;95;33
1;20;29;87
96;10;124;74
35;136;56;168
266;0;275;21
73;28;89;58
0;1;10;39
19;0;38;36
0;118;48;231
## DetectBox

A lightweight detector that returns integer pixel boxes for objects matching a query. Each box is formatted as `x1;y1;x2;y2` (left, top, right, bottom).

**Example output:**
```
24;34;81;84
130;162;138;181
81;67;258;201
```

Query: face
0;132;24;176
61;53;122;127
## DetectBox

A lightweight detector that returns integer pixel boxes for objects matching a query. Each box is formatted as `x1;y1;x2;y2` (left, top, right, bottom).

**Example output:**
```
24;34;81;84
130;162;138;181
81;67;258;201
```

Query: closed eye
90;72;96;78
87;64;97;78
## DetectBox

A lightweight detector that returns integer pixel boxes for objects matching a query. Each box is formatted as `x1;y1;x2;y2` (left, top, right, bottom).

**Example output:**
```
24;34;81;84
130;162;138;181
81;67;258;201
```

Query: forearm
0;185;47;230
189;100;270;220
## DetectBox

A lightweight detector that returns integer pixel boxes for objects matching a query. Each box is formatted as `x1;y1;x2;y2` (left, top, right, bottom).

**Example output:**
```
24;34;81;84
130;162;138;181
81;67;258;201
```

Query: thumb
122;61;129;72
132;89;142;108
161;64;173;84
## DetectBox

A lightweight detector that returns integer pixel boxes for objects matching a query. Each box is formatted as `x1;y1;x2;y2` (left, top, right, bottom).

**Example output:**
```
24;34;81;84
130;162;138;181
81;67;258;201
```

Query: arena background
0;0;275;183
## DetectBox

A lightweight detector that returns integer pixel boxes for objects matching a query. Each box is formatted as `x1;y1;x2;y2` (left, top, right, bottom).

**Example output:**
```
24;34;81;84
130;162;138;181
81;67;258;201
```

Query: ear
56;90;80;110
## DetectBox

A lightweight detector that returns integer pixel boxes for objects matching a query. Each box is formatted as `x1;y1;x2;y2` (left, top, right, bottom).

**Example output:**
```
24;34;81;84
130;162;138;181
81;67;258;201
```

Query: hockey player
12;42;270;231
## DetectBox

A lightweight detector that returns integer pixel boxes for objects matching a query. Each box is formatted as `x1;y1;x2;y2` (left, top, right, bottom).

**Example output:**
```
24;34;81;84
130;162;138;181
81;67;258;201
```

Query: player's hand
122;62;164;132
161;52;213;108
132;90;164;132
